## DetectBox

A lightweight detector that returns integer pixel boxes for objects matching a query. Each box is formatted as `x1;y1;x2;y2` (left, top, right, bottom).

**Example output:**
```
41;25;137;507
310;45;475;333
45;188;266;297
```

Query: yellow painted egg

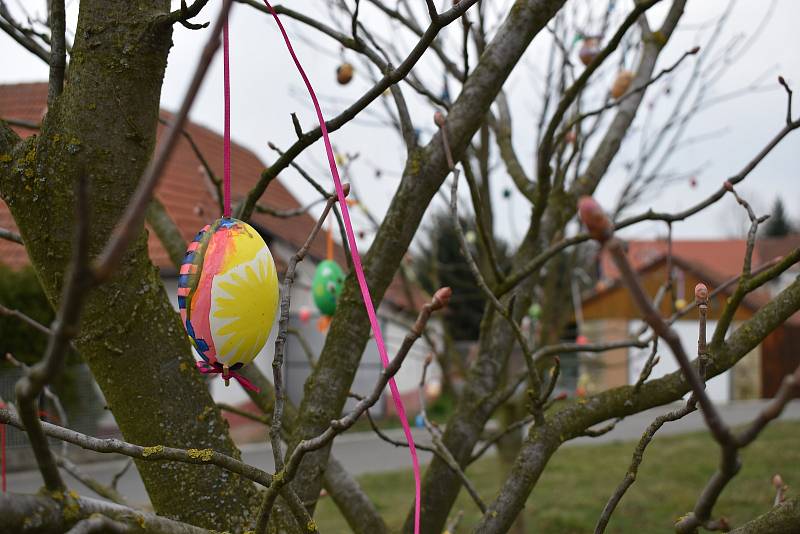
177;218;279;370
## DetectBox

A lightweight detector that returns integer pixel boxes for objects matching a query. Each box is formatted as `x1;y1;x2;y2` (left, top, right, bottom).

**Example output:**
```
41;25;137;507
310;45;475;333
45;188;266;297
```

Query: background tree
0;1;798;533
763;198;794;237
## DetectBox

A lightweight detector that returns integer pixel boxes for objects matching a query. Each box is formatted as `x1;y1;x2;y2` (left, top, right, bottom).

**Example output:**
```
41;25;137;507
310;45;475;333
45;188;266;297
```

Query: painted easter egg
177;218;279;369
336;63;354;85
610;70;634;99
298;306;312;324
312;259;344;316
579;37;600;66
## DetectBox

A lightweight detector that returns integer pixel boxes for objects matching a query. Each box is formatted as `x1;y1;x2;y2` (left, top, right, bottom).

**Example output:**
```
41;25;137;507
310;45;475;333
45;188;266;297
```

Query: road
6;400;799;507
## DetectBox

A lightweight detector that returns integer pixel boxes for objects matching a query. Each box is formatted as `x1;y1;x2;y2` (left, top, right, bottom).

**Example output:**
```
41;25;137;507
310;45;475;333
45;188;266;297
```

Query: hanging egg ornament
415;413;425;428
298;306;312;324
579;37;600;66
312;259;345;316
611;70;634;99
336;63;354;85
527;303;542;321
178;218;280;373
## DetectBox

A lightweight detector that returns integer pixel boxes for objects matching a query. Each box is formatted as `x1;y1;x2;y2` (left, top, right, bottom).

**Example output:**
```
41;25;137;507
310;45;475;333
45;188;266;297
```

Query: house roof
599;237;800;283
587;236;800;324
0;82;419;310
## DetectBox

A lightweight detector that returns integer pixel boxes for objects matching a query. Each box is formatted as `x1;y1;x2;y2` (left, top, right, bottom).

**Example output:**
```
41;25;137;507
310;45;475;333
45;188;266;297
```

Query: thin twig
46;0;66;106
0;227;22;244
110;459;133;492
236;0;481;220
57;455;130;506
267;189;344;490
417;356;486;513
255;287;452;531
594;401;696;533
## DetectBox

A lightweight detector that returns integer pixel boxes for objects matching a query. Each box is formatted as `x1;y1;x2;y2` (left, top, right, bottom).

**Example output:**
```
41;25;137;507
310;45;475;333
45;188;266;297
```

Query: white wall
628;320;732;403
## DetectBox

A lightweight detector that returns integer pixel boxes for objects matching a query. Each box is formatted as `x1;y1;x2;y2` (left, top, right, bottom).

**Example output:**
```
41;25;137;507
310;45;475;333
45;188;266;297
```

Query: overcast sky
1;0;798;248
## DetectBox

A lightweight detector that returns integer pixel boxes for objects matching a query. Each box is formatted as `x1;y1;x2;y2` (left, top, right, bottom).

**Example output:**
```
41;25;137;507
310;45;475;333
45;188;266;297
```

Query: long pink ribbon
259;3;422;532
222;20;232;218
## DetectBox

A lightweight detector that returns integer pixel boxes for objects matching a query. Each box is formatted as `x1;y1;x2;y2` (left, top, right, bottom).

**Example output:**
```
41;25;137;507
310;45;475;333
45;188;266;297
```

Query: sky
1;0;799;249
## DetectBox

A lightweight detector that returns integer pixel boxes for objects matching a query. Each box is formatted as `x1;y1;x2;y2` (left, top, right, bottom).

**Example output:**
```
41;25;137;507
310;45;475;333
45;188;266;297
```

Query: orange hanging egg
337;63;354;85
611;70;634;99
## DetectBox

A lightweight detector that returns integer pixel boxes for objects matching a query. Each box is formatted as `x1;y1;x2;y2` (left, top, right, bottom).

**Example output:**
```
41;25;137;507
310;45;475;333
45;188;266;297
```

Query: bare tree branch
0;407;274;487
47;0;66;106
0;226;22;244
0;493;212;534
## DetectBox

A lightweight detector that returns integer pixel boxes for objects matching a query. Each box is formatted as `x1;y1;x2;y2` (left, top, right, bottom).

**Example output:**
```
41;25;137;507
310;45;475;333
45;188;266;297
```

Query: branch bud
434;111;446;127
341;183;351;198
431;287;453;311
577;196;613;242
689;46;700;54
694;283;708;302
723;180;733;192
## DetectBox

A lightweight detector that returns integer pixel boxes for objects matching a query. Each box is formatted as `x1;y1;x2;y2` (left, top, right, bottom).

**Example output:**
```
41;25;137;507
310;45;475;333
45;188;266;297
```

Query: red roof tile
599;238;799;283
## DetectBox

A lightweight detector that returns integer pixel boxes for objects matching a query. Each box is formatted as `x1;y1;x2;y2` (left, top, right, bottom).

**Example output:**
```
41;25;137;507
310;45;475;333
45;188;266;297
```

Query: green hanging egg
312;260;345;316
528;303;542;320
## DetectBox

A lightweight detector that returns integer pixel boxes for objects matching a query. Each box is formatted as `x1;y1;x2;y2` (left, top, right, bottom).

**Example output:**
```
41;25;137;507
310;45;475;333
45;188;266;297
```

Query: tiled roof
599;237;800;283
589;236;800;324
0;82;417;310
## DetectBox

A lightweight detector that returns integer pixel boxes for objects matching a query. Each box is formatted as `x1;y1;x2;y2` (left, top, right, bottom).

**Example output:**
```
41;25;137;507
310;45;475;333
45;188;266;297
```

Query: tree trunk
0;2;257;529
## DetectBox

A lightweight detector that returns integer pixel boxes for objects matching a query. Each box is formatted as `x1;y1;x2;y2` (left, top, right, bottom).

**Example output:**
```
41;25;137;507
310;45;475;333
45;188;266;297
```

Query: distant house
0;82;433;417
579;238;800;402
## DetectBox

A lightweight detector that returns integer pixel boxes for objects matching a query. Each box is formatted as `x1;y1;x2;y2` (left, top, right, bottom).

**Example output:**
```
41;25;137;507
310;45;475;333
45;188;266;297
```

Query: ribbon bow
195;361;260;393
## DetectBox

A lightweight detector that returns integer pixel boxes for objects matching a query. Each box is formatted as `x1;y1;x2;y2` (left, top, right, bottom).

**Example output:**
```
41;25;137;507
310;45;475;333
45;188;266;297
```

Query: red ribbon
0;402;6;493
196;360;260;393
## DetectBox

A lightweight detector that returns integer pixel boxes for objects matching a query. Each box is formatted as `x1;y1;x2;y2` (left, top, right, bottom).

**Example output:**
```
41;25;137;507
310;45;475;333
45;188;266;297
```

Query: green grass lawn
314;420;800;533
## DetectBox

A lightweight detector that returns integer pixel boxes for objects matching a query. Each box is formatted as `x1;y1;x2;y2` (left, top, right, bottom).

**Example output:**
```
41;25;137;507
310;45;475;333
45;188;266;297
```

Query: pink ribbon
259;3;422;532
196;360;260;393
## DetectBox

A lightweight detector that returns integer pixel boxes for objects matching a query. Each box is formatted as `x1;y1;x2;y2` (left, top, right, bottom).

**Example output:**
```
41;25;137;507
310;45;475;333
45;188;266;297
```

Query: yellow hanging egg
177;218;279;369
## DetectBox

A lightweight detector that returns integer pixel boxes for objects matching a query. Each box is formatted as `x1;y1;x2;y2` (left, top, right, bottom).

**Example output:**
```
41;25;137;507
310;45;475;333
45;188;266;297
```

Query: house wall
583;263;754;322
581;319;629;392
581;261;770;400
